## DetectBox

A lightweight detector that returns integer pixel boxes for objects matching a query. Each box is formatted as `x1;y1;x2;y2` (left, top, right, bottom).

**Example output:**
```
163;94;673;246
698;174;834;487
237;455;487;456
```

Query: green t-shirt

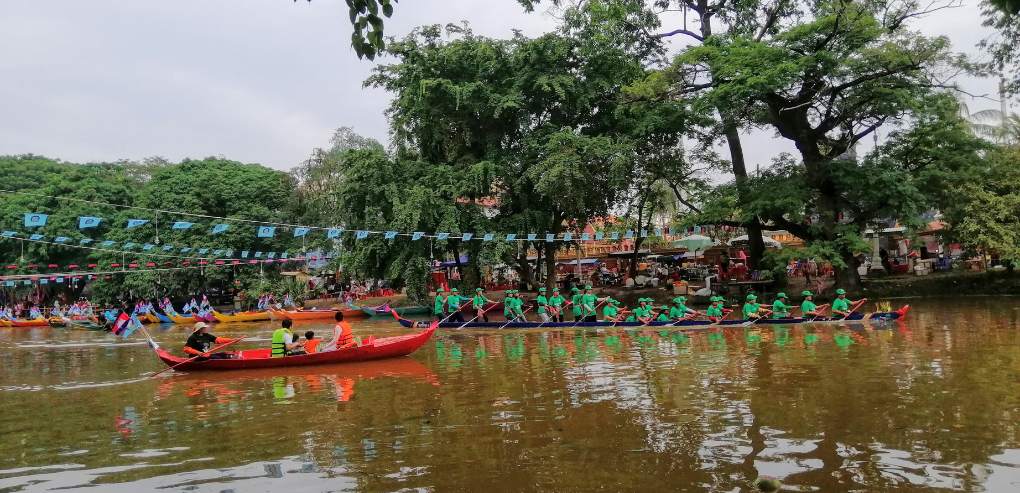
832;298;851;312
656;312;671;322
742;302;761;319
706;304;722;317
669;304;689;319
549;295;565;307
536;295;548;314
571;294;582;315
433;295;446;315
447;295;463;309
603;305;618;319
772;300;791;319
581;294;598;315
503;298;514;317
472;295;487;309
801;300;817;314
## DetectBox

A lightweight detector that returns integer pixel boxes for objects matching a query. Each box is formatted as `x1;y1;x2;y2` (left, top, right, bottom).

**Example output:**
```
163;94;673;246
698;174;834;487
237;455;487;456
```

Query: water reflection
0;299;1018;491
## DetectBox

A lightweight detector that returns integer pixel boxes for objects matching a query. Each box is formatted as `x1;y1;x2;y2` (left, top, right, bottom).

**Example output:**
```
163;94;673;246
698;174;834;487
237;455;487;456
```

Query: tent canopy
727;235;782;248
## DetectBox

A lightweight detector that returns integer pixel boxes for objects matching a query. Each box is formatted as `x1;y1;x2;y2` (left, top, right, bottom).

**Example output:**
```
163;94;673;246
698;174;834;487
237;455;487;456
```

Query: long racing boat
394;305;910;329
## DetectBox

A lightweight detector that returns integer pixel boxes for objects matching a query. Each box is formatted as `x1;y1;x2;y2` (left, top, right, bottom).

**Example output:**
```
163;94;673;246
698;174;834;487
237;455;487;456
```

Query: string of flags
14;212;732;243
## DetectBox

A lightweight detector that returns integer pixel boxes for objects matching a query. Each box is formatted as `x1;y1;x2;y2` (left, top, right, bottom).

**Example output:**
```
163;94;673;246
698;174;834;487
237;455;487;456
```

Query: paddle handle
150;336;247;378
457;302;502;329
498;306;533;329
838;298;869;320
572;299;607;328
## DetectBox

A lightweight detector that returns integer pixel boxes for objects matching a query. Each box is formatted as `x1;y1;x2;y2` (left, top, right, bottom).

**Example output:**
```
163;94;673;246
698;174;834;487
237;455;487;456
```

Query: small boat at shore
151;322;437;371
393;305;911;330
212;310;272;323
270;308;366;321
1;317;50;327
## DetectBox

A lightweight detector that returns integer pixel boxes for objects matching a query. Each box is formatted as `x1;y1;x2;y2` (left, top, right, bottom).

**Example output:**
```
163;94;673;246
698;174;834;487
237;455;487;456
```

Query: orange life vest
304;338;322;354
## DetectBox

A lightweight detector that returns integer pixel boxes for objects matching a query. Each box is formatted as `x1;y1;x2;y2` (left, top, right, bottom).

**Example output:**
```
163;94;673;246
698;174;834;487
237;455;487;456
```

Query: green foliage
299;0;396;60
980;1;1020;95
939;147;1020;261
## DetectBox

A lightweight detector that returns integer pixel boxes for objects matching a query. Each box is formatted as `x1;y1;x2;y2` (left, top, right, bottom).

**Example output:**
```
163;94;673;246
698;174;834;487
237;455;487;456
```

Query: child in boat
831;288;856;317
303;331;321;354
771;293;793;319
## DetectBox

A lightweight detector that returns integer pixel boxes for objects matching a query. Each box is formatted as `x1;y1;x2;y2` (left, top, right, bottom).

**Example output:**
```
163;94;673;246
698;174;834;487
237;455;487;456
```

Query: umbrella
727;234;782;249
671;234;716;251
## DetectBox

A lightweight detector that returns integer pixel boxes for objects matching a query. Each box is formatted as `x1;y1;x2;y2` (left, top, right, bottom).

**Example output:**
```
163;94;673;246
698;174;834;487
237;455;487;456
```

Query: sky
0;0;1004;172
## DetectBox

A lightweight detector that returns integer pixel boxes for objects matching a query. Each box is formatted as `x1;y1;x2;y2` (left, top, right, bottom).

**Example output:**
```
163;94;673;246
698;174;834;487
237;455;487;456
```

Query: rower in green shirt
580;285;598;322
472;287;492;322
771;292;793;319
669;296;697;320
433;287;447;320
535;287;550;322
800;290;824;317
742;293;769;320
625;298;648;322
446;288;465;323
831;288;855;317
656;305;672;322
548;288;566;322
513;290;527;320
570;287;583;321
602;298;623;322
503;290;516;321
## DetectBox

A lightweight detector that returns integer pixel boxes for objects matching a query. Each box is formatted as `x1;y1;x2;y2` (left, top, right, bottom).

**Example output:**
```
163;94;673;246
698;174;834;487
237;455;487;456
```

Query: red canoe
153;323;436;371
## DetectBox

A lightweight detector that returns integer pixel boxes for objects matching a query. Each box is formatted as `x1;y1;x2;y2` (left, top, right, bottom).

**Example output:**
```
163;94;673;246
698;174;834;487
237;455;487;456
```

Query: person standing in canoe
513;290;527;321
503;290;517;321
742;294;770;320
186;322;238;360
432;287;447;321
548;288;566;322
569;287;583;321
472;287;492;322
580;286;599;322
535;288;550;322
771;293;793;319
831;288;856;317
446;288;465;323
800;291;824;317
321;312;356;352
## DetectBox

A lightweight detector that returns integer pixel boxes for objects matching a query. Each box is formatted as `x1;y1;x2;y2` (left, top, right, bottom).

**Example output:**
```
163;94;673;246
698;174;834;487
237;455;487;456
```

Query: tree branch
654;28;704;41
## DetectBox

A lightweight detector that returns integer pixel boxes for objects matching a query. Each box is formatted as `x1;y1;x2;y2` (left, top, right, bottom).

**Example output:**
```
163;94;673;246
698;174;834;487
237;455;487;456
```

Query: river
1;297;1019;492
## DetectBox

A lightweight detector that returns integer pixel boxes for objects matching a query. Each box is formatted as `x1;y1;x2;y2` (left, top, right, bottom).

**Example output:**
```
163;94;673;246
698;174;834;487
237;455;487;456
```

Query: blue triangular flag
142;244;154;251
505;233;516;241
527;233;537;241
384;231;398;239
30;234;44;240
54;237;69;243
257;226;275;238
594;232;604;240
355;230;369;239
211;223;230;234
123;242;136;249
654;228;663;237
79;238;93;245
581;233;590;241
267;252;276;259
462;233;473;241
255;251;263;258
213;249;223;255
198;248;209;254
171;221;194;230
563;232;573;242
609;232;620;240
281;252;288;259
78;216;101;229
640;229;648;237
162;245;174;251
624;230;634;239
126;219;149;229
437;232;449;240
412;232;424;240
327;228;342;239
24;213;48;227
545;234;554;242
180;247;192;253
241;251;249;258
483;233;494;241
293;227;310;237
101;240;116;247
1;231;15;238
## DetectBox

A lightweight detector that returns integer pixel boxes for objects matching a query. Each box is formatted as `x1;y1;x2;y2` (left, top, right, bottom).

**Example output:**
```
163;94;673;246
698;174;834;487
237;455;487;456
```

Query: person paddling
602;298;624;322
831;288;857;317
446;288;465;323
472;287;492;322
432;288;447;321
742;294;770;320
535;288;550;323
669;296;698;320
580;285;598;322
548;287;566;322
705;296;729;322
800;290;825;317
185;322;238;360
656;305;672;322
771;293;793;319
569;287;583;321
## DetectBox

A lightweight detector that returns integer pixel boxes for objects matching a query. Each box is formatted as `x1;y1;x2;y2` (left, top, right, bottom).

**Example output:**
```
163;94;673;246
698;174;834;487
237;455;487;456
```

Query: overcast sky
0;0;1003;172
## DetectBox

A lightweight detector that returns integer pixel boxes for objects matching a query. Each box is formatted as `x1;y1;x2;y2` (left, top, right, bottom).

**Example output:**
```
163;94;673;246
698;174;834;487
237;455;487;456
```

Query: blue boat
394;305;910;329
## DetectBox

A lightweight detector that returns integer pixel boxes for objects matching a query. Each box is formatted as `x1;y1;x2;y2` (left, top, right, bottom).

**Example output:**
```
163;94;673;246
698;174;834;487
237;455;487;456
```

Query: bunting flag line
294;227;310;237
211;223;230;234
257;226;275;238
78;216;101;229
126;219;149;229
24;213;47;227
171;221;194;230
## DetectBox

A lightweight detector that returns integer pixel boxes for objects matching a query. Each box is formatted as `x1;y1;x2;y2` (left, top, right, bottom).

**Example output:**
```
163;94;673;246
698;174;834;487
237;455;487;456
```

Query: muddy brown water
1;297;1019;492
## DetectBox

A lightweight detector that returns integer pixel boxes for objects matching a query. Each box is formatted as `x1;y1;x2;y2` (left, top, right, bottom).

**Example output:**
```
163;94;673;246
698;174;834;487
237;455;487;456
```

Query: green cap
674;296;687;303
571;287;580;293
802;290;813;297
776;292;787;299
538;287;546;292
836;288;846;295
437;287;446;292
746;294;757;301
552;287;560;291
451;288;458;293
661;305;669;310
475;287;483;292
585;285;593;290
612;299;622;305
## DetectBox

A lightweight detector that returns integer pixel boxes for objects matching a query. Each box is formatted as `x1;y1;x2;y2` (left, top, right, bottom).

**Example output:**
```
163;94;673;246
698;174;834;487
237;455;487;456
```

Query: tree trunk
721;114;767;269
629;236;644;279
836;248;862;293
516;250;533;291
545;245;558;292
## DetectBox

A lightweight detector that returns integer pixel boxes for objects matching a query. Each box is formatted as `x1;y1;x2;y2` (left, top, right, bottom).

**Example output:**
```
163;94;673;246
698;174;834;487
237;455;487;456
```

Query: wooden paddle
570;299;607;328
458;302;501;329
498;306;533;329
838;298;869;321
741;308;774;327
149;336;247;378
807;303;832;321
537;301;572;328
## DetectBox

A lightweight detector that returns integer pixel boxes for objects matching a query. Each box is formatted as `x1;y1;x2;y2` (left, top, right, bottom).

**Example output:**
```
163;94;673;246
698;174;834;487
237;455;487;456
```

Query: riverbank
862;270;1020;298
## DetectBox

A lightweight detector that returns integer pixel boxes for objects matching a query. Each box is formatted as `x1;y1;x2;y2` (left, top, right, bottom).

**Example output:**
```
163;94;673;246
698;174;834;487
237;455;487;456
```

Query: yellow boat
169;314;198;324
212;310;272;323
